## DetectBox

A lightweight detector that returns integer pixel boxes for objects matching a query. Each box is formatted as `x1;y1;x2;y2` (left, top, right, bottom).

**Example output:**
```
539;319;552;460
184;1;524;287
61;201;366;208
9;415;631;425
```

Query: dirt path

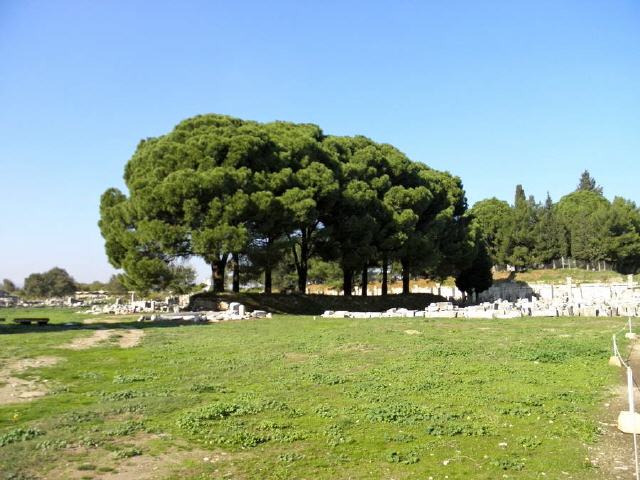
588;341;640;478
58;328;144;350
45;434;240;480
0;356;61;405
0;327;144;405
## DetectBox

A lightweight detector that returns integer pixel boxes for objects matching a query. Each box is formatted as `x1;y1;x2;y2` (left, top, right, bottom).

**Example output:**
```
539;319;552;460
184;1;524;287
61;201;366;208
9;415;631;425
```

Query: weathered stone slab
531;308;558;317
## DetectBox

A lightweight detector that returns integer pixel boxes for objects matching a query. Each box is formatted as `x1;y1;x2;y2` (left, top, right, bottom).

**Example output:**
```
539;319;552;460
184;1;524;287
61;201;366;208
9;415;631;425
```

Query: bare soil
588;342;640;478
0;356;61;405
0;326;144;405
58;328;144;350
44;434;241;480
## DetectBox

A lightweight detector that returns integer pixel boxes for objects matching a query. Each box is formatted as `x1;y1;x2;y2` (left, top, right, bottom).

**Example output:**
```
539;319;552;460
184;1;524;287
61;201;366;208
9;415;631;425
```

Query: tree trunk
211;257;227;293
296;231;309;294
232;252;240;293
264;237;273;294
343;269;353;297
381;253;388;296
297;265;307;294
264;264;272;294
401;258;410;295
361;265;368;297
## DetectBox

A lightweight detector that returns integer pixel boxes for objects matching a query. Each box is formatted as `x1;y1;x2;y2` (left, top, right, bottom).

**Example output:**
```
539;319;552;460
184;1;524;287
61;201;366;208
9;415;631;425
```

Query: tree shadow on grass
0;319;208;336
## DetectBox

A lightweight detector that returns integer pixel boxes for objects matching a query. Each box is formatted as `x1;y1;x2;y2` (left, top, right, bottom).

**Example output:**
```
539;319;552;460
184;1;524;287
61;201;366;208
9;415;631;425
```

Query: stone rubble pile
137;302;271;323
85;300;174;315
322;297;640;319
83;295;191;315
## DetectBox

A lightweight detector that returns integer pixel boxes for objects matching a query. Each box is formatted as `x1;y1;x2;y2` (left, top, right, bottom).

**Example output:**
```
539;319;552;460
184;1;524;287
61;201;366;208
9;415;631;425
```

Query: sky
1;0;639;284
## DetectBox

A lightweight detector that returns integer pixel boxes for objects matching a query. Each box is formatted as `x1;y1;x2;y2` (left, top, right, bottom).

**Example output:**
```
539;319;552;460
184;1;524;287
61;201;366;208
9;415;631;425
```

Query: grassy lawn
0;309;624;479
493;268;626;284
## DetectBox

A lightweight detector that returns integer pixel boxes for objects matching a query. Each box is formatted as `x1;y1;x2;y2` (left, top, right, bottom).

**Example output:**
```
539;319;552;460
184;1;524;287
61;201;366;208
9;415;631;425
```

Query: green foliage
532;193;567;263
23;267;76;298
502;185;538;268
577;169;603;194
0;428;44;447
308;372;347;385
472;171;640;273
166;264;197;294
468;197;512;264
510;337;608;363
189;383;228;393
490;455;526;471
386;450;420;464
455;229;493;295
100;113;476;294
176;399;264;433
323;424;353;446
105;421;145;437
1;278;16;293
112;373;156;384
278;452;304;463
113;447;142;459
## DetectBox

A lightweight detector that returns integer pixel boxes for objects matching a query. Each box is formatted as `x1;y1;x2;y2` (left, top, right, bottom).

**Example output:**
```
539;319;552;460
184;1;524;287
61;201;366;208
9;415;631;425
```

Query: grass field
493;268;626;284
0;308;625;479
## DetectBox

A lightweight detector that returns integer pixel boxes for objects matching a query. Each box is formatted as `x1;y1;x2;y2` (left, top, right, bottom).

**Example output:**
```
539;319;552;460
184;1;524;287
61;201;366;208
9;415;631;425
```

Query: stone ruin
137;302;271;323
322;294;640;319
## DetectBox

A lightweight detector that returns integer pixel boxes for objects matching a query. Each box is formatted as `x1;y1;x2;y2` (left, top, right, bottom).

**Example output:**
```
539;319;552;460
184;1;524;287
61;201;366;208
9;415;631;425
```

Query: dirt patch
119;329;144;348
58;329;144;350
404;330;422;335
588;342;640;478
0;356;61;405
336;343;376;353
60;329;117;350
82;316;125;324
284;352;314;362
46;435;242;480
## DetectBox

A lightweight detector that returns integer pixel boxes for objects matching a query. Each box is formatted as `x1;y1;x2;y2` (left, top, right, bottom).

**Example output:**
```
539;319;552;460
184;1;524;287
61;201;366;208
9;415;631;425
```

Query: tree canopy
577;169;603;195
23;267;77;298
100;113;485;295
2;279;16;293
470;171;640;273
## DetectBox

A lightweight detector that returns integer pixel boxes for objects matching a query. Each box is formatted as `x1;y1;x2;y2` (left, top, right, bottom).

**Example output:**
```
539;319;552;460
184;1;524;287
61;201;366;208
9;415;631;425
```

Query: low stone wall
322;295;640;319
478;275;637;304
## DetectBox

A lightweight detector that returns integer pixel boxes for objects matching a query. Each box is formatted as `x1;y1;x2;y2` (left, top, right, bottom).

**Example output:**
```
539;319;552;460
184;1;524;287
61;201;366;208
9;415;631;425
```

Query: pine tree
532;193;566;264
505;185;537;268
577;170;603;194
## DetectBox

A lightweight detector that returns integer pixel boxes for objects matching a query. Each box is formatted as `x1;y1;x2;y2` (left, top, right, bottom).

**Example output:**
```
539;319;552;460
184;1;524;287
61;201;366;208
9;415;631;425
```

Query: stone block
609;356;623;367
531;308;558;317
464;310;494;319
618;411;640;434
495;311;522;319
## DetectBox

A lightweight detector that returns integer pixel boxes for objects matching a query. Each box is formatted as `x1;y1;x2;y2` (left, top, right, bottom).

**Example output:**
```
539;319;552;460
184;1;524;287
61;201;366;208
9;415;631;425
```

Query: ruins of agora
4;273;640;322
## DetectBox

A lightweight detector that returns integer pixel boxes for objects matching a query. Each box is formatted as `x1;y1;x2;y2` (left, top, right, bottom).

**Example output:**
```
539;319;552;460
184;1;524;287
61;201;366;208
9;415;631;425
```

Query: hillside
189;292;445;315
493;268;627;284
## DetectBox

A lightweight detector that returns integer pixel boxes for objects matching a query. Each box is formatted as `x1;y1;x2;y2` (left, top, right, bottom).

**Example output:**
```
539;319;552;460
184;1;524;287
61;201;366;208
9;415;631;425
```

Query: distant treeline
471;171;640;274
1;269;130;298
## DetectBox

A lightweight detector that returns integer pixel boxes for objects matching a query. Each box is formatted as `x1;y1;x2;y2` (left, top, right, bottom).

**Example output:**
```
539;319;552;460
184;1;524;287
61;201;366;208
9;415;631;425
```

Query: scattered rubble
83;295;192;315
136;303;271;323
321;297;640;319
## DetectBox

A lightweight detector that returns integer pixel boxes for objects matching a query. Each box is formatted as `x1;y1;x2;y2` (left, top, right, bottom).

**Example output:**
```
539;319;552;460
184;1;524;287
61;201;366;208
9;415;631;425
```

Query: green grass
494;268;626;284
0;307;96;324
0;308;625;479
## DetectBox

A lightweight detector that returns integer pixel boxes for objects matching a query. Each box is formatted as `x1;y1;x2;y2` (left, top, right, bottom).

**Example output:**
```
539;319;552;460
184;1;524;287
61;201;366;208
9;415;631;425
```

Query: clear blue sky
1;0;639;284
